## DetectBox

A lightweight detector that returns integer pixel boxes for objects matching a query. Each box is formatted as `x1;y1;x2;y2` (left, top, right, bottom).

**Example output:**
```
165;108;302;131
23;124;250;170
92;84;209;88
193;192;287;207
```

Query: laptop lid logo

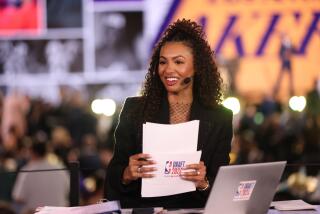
233;180;256;201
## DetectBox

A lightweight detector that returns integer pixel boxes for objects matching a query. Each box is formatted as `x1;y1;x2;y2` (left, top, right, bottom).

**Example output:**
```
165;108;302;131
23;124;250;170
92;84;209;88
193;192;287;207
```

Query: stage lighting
91;98;116;116
288;96;306;112
222;97;240;115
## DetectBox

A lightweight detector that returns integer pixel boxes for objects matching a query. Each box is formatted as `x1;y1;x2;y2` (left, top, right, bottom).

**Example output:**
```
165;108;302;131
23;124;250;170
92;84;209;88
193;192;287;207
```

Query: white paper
142;151;202;197
35;201;120;214
165;209;204;213
270;200;317;211
143;120;199;153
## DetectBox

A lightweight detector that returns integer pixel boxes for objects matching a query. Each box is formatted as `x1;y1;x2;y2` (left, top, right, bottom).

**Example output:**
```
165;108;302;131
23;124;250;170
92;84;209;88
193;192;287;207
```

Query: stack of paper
142;120;201;197
35;201;120;214
143;120;199;153
270;200;317;211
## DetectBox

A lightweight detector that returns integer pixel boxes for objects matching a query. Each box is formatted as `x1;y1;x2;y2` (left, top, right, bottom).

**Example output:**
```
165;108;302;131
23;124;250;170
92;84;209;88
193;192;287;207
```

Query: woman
104;19;233;208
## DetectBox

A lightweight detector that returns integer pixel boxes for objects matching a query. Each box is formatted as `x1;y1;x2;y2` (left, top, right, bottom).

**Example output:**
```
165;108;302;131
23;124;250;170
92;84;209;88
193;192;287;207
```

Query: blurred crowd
231;78;320;203
0;86;116;213
0;79;319;213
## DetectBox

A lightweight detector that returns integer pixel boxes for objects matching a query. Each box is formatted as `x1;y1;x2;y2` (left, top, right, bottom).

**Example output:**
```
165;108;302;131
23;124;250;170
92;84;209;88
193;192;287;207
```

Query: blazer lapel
153;97;170;124
190;99;212;150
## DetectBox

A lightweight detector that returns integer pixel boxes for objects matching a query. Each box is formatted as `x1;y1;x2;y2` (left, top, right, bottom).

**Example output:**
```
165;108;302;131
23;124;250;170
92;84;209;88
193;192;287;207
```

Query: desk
268;206;320;214
36;205;320;214
135;206;320;214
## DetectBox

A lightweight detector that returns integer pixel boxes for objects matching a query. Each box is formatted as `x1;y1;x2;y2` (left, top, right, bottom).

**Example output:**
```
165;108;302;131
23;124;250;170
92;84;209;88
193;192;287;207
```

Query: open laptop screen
204;161;286;214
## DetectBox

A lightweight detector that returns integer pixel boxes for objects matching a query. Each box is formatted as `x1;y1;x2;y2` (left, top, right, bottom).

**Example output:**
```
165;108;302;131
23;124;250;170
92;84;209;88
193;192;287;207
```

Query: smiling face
158;42;195;96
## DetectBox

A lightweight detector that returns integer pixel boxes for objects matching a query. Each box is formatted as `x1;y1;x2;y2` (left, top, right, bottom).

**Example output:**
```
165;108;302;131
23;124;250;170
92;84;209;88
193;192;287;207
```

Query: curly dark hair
140;19;223;122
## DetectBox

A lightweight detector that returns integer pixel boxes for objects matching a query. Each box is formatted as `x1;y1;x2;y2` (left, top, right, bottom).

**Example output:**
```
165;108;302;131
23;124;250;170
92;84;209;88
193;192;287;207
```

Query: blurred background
0;0;320;213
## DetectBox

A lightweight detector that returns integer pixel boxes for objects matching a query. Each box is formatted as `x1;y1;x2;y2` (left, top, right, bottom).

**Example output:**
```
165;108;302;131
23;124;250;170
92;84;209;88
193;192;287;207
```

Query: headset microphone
182;77;192;85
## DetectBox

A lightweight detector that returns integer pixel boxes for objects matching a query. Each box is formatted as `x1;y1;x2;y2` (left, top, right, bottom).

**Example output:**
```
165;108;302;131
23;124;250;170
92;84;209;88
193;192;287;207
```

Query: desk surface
147;206;320;214
268;206;320;214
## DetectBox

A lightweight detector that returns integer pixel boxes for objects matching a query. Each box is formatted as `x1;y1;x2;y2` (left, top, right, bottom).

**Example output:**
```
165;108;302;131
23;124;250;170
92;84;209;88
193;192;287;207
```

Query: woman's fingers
185;162;206;172
138;159;156;166
123;153;157;184
130;153;156;166
139;166;157;173
131;153;152;161
138;166;157;178
127;153;157;180
181;162;206;182
181;171;202;181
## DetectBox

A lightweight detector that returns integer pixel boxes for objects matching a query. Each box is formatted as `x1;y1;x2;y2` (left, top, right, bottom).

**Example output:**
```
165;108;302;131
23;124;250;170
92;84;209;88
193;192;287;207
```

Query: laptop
204;161;286;214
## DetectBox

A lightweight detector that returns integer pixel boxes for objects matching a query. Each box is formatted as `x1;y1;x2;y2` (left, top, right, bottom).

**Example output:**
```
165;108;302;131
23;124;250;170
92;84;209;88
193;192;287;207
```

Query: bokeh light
288;96;306;112
222;97;241;115
91;98;116;116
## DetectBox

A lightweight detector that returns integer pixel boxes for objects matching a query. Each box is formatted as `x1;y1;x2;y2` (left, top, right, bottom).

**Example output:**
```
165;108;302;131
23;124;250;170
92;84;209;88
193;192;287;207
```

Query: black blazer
104;96;233;208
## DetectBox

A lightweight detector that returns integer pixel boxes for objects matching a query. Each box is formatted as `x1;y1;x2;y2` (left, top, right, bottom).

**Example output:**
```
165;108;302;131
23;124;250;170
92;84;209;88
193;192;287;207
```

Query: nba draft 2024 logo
164;160;186;177
233;180;256;201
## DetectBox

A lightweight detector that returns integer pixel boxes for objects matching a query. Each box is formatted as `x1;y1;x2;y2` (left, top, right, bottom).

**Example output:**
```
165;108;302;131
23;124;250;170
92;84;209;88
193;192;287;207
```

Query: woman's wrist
122;167;131;185
197;177;210;191
121;178;130;185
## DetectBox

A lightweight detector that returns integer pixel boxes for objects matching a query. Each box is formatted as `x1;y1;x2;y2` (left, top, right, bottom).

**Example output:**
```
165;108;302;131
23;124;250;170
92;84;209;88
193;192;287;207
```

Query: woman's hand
122;153;157;185
180;161;208;189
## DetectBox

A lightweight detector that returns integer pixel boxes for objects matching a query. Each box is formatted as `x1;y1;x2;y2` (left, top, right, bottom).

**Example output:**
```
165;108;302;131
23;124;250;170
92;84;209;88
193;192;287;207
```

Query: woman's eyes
159;60;184;65
175;60;184;64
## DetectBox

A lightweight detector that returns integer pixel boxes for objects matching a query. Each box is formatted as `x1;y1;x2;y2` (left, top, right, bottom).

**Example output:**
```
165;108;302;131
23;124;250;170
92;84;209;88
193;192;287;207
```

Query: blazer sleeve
104;97;141;200
198;108;233;199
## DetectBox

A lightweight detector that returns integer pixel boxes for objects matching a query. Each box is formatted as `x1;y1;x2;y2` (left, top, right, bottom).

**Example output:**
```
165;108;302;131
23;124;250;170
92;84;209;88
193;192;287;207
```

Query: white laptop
204;161;286;214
